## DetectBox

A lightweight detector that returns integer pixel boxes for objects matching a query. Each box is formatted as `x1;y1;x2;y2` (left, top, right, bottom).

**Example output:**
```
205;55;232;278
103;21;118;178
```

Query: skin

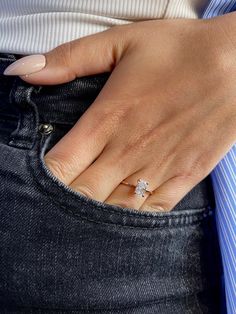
19;13;236;212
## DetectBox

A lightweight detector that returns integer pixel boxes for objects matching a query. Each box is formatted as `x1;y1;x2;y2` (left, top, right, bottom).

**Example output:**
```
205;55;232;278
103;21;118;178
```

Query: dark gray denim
0;53;222;313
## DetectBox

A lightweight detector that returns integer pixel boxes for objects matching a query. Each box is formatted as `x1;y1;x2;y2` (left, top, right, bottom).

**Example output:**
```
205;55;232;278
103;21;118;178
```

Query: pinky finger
139;175;198;212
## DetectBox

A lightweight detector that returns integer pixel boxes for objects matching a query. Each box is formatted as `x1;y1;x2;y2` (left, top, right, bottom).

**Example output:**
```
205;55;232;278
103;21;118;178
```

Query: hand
9;13;236;211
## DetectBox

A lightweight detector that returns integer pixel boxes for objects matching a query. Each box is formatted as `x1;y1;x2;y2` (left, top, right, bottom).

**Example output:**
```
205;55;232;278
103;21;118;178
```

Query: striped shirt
202;2;236;314
0;0;208;54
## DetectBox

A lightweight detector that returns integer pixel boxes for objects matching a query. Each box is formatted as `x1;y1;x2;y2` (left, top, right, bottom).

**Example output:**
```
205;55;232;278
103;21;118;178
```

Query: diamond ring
121;178;153;197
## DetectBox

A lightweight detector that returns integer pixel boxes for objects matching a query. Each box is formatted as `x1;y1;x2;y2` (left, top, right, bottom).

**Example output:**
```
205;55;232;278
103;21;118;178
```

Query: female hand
8;13;236;212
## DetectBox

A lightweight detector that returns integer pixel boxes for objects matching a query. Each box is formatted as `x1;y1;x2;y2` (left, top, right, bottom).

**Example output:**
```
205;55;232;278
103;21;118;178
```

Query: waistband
0;52;111;124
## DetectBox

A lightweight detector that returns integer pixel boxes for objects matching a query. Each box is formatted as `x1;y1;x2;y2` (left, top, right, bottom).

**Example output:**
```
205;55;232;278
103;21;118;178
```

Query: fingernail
155;206;166;212
3;54;46;76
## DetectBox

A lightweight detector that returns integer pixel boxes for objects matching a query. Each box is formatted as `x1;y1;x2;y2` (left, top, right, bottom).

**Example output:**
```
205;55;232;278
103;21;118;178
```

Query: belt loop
8;78;39;149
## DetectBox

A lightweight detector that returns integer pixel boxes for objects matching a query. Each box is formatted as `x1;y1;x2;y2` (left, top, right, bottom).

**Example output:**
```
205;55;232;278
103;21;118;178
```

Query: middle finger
69;146;141;202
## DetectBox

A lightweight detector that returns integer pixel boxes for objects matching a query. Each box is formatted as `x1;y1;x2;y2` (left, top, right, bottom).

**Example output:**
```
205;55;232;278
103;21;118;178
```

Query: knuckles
44;154;72;184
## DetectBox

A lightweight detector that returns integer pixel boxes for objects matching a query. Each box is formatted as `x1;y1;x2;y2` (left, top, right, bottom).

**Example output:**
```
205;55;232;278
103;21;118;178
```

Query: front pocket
27;123;213;229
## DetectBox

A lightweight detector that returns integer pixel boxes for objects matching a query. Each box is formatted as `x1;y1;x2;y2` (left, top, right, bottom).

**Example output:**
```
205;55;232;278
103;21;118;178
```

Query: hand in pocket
5;15;236;211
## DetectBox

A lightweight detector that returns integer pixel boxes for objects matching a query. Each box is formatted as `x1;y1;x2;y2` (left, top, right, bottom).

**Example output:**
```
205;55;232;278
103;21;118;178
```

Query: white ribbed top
0;0;208;54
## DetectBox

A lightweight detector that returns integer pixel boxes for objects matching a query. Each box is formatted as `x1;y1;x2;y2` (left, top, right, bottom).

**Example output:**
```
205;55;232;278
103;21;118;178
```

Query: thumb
3;28;126;85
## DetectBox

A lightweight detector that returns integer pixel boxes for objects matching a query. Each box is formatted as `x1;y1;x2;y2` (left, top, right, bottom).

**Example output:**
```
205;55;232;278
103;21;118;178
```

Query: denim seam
36;184;209;230
39;137;211;219
9;138;32;145
27;152;211;229
3;288;215;312
7;84;39;149
0;116;18;123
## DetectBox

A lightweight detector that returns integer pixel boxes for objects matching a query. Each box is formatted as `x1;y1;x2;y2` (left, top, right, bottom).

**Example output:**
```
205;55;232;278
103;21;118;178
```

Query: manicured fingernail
3;54;46;76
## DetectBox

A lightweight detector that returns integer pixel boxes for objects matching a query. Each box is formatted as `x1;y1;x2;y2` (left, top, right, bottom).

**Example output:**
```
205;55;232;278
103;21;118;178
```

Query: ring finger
104;166;168;210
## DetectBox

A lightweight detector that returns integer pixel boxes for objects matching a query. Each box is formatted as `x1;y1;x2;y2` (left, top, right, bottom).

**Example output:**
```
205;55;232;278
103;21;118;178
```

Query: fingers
104;167;167;210
44;107;110;185
4;26;128;85
68;151;128;202
104;177;151;210
104;160;201;212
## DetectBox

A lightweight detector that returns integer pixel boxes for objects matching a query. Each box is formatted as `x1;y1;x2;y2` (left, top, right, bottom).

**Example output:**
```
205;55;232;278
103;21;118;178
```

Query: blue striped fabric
202;2;236;313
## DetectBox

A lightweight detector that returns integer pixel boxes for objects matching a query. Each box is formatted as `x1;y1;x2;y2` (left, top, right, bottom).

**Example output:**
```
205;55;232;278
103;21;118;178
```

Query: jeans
0;53;222;313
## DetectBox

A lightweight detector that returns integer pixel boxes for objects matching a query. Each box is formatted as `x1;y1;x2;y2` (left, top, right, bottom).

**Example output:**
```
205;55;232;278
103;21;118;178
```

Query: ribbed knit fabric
0;0;208;54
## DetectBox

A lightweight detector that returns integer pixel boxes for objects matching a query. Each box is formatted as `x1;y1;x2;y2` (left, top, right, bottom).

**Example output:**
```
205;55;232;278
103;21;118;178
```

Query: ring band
121;178;153;197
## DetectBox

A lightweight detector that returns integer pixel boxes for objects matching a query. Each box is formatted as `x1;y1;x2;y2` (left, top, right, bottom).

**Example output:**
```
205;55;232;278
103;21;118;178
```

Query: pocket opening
27;131;213;229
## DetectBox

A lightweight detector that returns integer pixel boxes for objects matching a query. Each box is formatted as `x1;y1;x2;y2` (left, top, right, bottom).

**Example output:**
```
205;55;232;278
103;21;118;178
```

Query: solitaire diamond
134;179;149;197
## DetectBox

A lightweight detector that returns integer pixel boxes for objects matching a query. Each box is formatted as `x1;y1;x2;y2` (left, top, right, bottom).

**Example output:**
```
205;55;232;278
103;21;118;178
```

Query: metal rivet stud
38;123;54;135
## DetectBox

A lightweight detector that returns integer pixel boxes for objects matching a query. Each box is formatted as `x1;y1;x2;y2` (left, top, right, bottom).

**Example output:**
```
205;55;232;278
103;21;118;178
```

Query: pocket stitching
28;149;212;229
27;135;213;229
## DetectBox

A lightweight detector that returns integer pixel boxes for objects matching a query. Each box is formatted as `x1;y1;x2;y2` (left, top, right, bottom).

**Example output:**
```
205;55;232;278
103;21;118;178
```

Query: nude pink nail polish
3;54;46;76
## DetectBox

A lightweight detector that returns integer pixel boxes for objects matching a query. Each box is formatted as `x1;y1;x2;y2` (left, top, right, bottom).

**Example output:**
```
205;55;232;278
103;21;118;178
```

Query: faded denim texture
0;53;222;313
